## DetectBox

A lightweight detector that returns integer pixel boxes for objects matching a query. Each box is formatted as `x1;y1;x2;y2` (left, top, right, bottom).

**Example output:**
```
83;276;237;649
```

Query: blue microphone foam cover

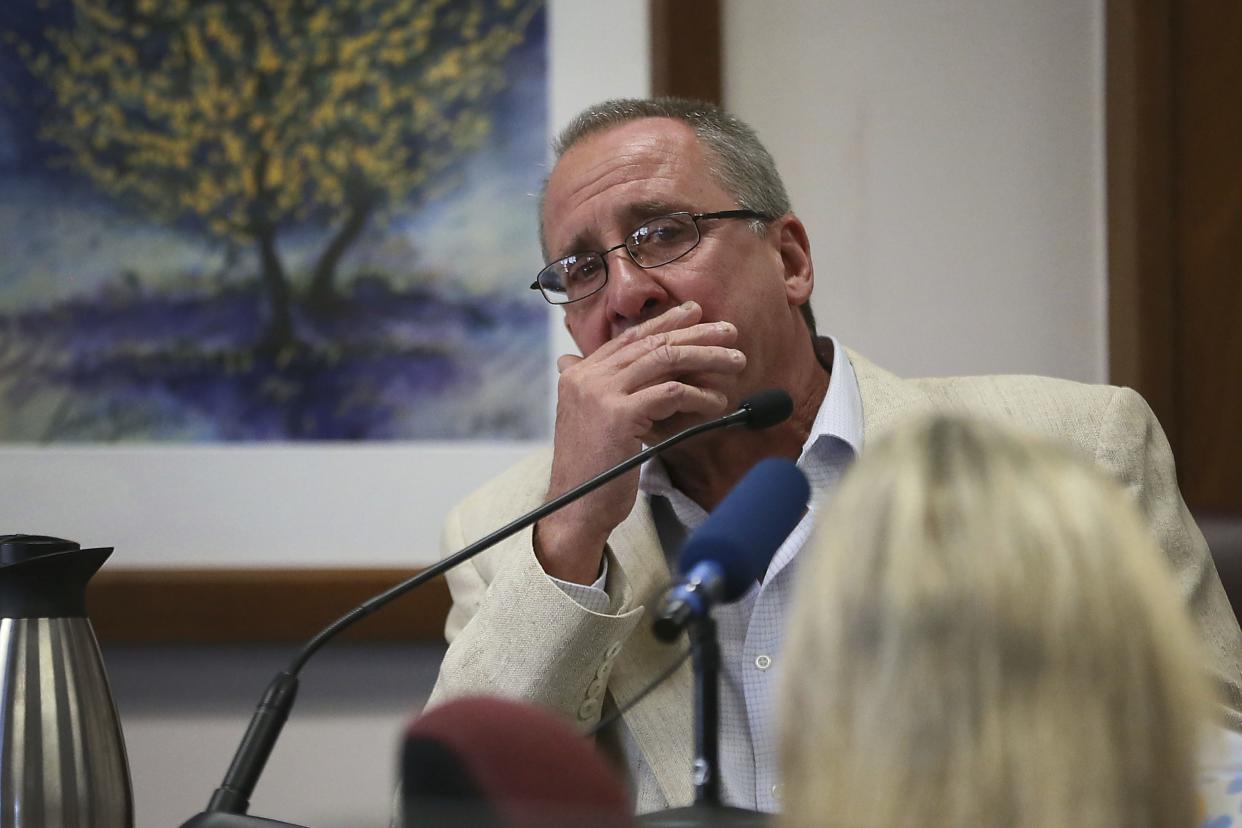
676;457;810;601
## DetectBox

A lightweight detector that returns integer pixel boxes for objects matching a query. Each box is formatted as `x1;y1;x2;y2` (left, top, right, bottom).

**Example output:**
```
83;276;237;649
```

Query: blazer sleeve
426;499;645;727
1094;386;1242;731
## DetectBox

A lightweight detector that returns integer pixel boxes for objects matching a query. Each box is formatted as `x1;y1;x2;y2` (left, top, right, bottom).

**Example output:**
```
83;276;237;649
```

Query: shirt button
771;783;784;802
605;641;623;659
577;698;601;722
755;654;772;671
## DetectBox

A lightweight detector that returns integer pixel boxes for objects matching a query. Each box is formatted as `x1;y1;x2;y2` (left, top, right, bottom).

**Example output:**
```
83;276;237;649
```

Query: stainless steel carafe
0;534;134;827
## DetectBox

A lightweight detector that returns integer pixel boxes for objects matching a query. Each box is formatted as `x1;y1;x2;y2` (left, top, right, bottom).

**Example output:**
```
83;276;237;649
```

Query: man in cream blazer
428;98;1242;812
430;347;1242;810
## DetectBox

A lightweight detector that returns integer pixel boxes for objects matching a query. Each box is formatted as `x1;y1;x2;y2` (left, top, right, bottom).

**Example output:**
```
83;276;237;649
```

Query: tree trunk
255;225;295;352
307;200;373;309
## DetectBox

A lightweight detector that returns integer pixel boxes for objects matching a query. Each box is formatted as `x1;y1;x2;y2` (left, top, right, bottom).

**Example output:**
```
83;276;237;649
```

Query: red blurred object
401;695;634;828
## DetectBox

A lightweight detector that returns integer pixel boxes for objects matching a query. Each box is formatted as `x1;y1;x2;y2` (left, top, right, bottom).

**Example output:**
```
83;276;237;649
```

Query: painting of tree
0;0;549;441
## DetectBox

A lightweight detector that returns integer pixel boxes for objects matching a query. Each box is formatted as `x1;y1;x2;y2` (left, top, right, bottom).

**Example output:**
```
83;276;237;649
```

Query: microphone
400;696;633;828
731;388;793;430
181;390;793;827
653;457;810;642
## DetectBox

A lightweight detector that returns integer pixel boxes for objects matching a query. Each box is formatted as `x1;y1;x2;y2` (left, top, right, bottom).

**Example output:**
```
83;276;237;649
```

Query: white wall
724;0;1107;383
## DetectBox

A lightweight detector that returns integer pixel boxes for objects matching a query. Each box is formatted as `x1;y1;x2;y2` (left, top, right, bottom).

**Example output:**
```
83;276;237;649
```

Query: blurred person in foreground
779;415;1216;828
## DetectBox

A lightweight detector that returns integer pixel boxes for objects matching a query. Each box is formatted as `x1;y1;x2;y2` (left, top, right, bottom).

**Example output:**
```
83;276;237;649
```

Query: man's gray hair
543;97;816;336
551;97;791;222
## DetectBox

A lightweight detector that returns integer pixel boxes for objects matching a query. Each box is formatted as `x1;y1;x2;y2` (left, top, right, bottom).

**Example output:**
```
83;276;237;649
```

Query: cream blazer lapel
847;347;937;439
606;494;695;808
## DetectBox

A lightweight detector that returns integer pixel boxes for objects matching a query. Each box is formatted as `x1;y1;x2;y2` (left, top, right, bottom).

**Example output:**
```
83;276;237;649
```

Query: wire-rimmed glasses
530;209;767;305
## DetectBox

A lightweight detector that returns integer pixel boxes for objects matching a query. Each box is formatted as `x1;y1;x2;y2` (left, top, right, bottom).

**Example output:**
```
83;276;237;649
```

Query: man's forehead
542;118;717;253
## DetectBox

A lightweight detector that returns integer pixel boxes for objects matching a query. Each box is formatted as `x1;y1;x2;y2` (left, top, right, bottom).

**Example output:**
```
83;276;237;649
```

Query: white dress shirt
554;338;863;813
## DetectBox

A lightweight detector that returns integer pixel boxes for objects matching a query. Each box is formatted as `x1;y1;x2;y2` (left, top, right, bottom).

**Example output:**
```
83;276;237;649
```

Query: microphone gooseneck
184;390;793;826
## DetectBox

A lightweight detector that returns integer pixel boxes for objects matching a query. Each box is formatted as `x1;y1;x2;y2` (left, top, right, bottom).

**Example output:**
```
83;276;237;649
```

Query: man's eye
642;220;688;244
565;257;601;283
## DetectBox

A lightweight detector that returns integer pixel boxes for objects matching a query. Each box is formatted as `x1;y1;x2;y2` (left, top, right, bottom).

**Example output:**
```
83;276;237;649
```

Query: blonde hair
779;416;1213;828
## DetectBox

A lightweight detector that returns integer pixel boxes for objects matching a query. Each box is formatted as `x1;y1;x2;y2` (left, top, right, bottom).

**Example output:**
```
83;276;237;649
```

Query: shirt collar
639;336;863;504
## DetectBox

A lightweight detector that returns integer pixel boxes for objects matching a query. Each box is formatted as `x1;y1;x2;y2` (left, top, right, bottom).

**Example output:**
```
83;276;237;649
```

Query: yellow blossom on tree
15;0;543;348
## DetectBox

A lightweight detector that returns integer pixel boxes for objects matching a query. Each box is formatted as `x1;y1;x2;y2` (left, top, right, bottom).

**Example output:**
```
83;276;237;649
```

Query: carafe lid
0;534;80;567
0;534;112;618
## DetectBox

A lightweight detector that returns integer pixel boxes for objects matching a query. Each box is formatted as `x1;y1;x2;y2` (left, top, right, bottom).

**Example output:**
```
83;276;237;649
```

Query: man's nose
605;255;672;332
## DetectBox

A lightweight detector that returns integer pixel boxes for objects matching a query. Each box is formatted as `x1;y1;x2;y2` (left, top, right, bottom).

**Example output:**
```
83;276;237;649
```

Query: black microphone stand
639;616;768;827
181;397;783;828
691;617;723;807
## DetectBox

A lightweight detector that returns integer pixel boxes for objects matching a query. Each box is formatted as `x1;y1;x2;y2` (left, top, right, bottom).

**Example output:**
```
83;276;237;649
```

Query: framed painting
0;0;711;643
0;0;549;442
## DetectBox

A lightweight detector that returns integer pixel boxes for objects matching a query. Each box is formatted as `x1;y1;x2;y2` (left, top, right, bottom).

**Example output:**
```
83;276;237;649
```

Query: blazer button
595;660;614;681
577;698;601;722
588;677;606;698
605;641;623;659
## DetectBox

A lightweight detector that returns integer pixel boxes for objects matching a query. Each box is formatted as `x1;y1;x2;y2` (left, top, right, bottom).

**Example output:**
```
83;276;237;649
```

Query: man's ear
774;213;814;307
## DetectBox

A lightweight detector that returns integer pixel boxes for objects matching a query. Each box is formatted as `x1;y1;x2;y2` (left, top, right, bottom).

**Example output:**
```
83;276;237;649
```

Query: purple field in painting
0;276;547;441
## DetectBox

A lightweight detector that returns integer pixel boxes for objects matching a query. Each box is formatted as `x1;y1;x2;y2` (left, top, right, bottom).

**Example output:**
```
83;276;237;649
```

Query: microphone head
401;696;633;828
677;457;810;601
738;389;794;430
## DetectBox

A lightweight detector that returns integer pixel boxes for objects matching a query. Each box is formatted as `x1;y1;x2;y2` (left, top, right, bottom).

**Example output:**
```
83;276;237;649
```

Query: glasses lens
538;252;607;304
627;213;699;267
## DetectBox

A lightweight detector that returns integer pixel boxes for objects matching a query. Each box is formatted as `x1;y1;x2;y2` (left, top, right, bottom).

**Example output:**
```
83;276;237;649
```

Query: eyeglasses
530;209;767;305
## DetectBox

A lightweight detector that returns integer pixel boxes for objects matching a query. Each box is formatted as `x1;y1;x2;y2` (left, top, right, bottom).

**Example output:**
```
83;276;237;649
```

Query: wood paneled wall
650;0;721;103
1108;0;1242;514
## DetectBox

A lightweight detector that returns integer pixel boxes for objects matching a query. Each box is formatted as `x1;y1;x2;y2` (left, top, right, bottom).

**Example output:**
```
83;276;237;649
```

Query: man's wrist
533;519;608;585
